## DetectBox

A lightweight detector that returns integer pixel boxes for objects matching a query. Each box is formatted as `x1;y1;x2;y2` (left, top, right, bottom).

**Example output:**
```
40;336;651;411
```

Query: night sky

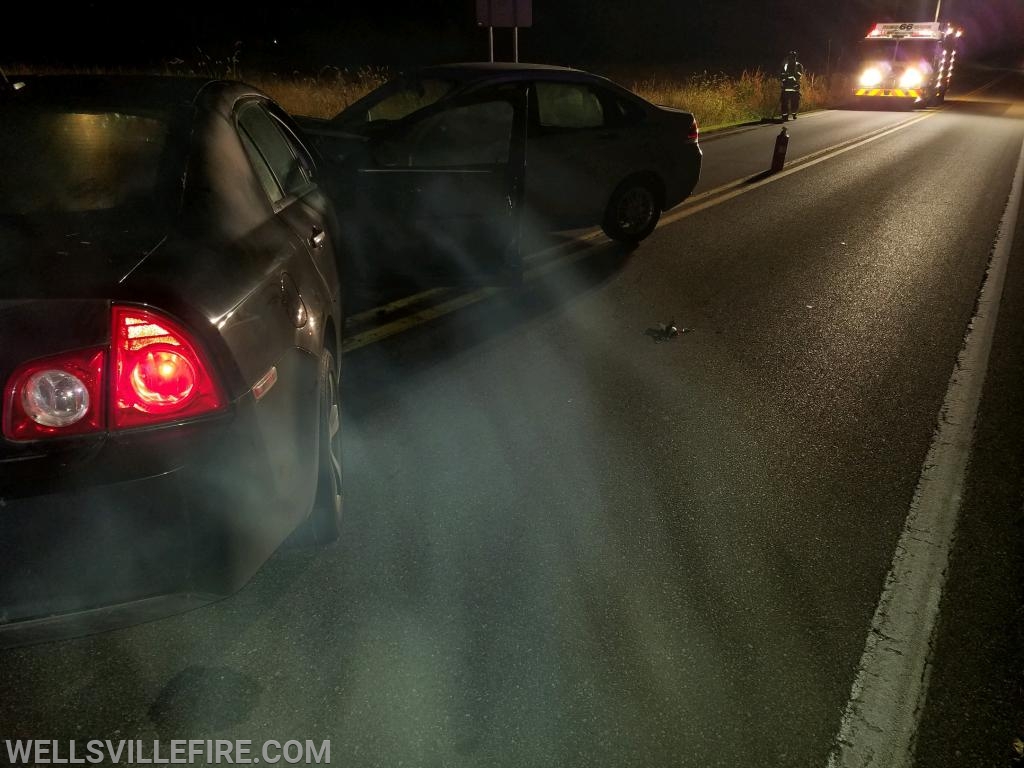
2;1;1022;75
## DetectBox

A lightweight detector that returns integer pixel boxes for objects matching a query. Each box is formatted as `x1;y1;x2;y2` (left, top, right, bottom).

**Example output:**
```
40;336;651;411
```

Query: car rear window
0;108;176;216
536;82;605;129
610;94;647;125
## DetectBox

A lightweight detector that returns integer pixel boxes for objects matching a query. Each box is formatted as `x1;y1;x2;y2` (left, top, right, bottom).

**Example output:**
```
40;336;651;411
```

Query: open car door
340;83;528;288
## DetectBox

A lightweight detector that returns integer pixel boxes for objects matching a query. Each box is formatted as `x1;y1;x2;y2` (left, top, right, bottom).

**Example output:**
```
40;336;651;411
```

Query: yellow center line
669;114;928;213
341;243;603;353
345;287;450;327
344;232;604;329
659;111;936;228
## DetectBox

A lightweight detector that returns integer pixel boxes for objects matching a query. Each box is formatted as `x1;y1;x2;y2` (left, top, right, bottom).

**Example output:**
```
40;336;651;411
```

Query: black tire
601;176;662;244
305;348;343;545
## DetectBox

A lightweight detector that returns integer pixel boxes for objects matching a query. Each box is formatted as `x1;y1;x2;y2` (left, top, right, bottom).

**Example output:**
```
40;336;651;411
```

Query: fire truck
852;21;963;107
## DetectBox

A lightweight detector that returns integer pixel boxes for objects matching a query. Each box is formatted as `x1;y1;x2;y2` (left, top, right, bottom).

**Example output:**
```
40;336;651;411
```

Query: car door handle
310;226;326;248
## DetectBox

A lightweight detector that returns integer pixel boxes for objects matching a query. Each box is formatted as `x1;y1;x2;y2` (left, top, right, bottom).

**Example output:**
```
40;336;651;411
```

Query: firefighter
780;50;804;120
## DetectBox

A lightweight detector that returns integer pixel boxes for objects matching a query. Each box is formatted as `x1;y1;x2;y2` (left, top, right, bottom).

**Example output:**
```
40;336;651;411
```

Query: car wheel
601;176;662;243
307;348;343;545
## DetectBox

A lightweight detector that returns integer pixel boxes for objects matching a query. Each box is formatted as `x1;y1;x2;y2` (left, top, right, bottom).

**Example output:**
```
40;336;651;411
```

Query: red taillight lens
130;350;197;407
112;306;225;430
688;119;699;141
3;348;106;441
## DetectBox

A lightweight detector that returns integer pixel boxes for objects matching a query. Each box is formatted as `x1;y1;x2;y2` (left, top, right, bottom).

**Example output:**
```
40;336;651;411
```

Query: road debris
645;320;692;342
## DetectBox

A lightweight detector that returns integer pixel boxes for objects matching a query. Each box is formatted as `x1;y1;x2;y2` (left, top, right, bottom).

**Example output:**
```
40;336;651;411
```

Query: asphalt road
2;70;1024;768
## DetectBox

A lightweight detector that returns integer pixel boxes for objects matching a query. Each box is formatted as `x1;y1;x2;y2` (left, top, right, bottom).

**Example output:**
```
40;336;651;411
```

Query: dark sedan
304;63;701;285
0;77;345;646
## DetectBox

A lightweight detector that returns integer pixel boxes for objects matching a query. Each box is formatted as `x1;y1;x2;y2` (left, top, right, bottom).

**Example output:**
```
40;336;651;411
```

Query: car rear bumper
0;593;218;649
0;373;317;646
664;143;702;211
1;465;196;638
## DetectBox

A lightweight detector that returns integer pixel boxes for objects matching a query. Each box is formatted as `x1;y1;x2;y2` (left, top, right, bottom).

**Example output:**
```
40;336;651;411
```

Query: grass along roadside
634;69;830;129
4;61;835;130
255;67;834;128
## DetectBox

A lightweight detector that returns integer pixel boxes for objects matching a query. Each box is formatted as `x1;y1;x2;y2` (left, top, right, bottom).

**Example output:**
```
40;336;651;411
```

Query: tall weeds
632;69;830;129
6;58;832;128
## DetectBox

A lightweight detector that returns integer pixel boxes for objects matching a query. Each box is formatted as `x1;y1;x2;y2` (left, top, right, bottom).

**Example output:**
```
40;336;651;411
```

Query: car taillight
112;306;226;430
688;118;699;141
2;306;226;442
3;348;106;441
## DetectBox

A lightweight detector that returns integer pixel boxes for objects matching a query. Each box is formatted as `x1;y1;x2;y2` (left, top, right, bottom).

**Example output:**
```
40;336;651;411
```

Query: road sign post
476;0;532;62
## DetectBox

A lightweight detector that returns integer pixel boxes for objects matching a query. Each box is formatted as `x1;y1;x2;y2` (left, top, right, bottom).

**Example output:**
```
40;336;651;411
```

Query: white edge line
826;134;1024;768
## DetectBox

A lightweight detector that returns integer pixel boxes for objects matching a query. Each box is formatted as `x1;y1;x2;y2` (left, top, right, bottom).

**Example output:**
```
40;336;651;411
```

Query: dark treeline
2;1;1020;73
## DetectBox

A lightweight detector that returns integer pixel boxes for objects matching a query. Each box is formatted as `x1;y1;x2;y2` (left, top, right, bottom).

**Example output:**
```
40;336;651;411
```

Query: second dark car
304;63;702;285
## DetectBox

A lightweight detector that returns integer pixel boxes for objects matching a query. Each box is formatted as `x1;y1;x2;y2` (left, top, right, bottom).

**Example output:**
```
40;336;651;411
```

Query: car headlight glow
900;68;924;88
859;67;883;87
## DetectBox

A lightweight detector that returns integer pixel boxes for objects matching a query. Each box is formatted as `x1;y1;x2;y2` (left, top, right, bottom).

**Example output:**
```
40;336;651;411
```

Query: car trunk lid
0;213;166;299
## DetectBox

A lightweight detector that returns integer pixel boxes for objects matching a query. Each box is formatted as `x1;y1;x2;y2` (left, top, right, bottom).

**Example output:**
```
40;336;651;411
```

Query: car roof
411;62;601;84
398;62;649;105
422;62;583;73
331;61;651;122
1;75;264;112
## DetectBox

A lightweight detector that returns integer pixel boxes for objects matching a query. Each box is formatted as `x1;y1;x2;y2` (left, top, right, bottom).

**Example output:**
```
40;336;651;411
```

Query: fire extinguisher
771;127;789;173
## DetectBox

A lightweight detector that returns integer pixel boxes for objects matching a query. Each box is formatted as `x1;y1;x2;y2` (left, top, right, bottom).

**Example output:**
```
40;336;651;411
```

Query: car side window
265;105;319;183
406;100;513;168
237;103;310;202
536;82;605;129
239;129;284;204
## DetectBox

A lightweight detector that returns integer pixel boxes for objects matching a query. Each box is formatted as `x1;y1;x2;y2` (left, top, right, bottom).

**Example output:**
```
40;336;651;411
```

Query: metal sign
476;0;532;29
867;21;941;39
